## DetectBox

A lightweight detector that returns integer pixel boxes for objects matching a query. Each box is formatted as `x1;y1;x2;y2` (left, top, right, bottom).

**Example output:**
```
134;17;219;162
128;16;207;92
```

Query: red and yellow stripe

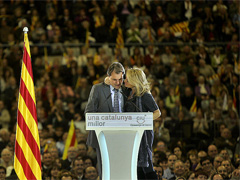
175;85;180;97
170;21;190;33
116;27;124;49
62;120;78;160
14;31;42;180
190;96;197;112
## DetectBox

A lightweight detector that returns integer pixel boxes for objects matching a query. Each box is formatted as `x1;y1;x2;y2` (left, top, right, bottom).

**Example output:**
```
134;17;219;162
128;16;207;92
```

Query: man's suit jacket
85;82;127;148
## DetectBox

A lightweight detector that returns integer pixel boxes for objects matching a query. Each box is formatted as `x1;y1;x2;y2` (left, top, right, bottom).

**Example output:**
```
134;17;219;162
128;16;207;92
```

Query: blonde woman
105;67;161;179
124;68;161;179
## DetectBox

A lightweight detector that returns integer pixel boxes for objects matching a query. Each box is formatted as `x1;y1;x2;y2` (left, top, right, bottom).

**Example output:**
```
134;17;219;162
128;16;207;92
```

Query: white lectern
86;112;153;180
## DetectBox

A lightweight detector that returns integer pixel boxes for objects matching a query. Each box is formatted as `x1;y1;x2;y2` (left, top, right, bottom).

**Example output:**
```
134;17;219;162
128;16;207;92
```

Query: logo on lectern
137;115;146;124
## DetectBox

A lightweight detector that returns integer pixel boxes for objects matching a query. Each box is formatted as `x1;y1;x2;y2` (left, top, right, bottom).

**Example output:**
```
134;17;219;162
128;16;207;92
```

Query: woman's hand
104;76;110;85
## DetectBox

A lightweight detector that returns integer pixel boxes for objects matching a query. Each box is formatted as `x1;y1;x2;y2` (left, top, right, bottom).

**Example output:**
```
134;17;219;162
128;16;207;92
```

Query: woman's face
51;167;59;177
124;77;134;89
189;154;197;164
174;147;182;158
159;161;168;170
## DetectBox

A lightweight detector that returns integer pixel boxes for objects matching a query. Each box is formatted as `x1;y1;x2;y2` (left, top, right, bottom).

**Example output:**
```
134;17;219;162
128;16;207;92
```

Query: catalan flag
190;96;197;112
148;27;154;43
95;16;101;28
14;27;42;180
116;27;124;49
110;15;117;30
206;73;220;85
62;120;78;160
44;47;51;72
44;143;49;153
170;21;190;36
175;85;180;97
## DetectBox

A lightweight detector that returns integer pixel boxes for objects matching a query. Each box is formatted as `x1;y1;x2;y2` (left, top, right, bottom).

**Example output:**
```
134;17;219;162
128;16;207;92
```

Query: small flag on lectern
14;27;42;180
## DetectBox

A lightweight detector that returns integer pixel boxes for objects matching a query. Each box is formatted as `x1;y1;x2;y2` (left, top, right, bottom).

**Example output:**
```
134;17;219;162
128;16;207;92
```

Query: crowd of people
0;0;240;179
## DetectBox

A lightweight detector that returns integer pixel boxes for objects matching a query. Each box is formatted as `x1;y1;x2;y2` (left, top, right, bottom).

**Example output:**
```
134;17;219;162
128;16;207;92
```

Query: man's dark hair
82;155;94;166
78;141;88;151
107;62;125;76
167;153;178;159
72;155;83;167
0;166;6;174
195;169;209;178
200;156;212;165
58;170;74;180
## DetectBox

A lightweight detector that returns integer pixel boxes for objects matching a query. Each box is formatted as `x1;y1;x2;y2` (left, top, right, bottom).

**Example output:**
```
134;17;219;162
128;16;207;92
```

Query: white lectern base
96;130;144;180
86;113;153;180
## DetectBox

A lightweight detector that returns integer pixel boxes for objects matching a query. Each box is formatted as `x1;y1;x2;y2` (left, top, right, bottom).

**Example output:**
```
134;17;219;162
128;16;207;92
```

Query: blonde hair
126;68;150;96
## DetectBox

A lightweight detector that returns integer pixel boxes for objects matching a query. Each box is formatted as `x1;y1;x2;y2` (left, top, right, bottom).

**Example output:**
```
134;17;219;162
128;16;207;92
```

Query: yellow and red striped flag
116;27;124;49
14;27;42;180
175;85;180;97
206;73;220;85
62;120;78;160
170;21;190;35
148;27;153;43
44;47;51;72
95;16;101;28
190;96;197;112
110;15;117;30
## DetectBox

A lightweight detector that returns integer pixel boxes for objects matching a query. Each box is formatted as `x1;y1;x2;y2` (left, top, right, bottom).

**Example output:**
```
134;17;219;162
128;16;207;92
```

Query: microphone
120;91;142;112
97;93;112;112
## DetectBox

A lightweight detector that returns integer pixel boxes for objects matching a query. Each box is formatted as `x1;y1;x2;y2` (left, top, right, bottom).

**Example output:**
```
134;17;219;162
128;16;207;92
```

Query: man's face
220;150;229;160
84;159;93;168
67;147;77;160
202;159;212;173
1;150;11;163
85;166;98;180
0;168;6;180
208;145;218;158
156;142;166;152
221;160;231;174
173;161;185;177
217;165;228;177
77;144;87;156
50;148;59;159
43;153;53;166
168;155;177;170
221;129;230;139
109;71;123;89
214;156;223;169
74;159;84;174
154;166;163;177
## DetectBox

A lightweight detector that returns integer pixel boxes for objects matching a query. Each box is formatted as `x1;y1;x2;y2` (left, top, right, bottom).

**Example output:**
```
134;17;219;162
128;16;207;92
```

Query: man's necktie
113;89;119;112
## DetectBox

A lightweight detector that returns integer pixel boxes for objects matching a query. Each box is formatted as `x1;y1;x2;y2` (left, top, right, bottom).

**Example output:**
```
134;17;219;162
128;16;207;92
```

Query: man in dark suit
85;62;125;179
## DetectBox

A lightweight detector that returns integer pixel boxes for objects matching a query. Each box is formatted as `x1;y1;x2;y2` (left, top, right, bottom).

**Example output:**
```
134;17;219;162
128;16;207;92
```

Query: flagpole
14;26;42;180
